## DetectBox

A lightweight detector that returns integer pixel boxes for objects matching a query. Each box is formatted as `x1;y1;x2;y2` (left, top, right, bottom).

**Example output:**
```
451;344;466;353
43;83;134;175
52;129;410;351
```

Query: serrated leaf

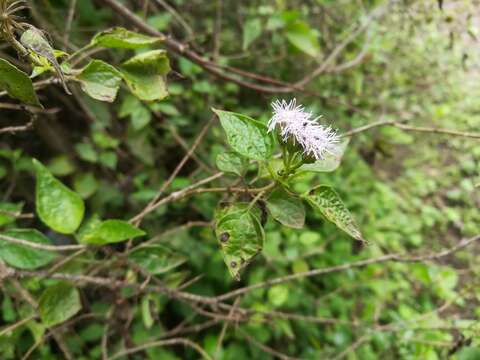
39;283;81;327
129;245;186;275
298;138;349;173
0;229;57;269
76;60;122;102
33;159;85;234
267;189;305;229
285;21;321;58
215;207;264;280
120;50;170;101
213;109;273;161
216;152;247;176
0;59;41;106
79;219;145;245
304;185;363;241
91;27;161;49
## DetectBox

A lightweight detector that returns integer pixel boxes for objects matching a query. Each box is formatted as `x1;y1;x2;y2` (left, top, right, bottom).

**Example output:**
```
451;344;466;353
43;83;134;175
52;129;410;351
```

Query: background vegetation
1;0;480;359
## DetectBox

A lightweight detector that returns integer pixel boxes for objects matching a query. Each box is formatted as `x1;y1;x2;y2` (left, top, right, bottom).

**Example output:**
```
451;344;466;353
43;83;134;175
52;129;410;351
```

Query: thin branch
63;0;77;47
214;297;239;359
0;234;87;252
130;172;224;224
214;234;480;302
151;0;194;39
343;120;480;139
108;337;213;360
294;3;387;88
0;118;35;135
0;315;36;337
239;328;300;360
132;116;216;225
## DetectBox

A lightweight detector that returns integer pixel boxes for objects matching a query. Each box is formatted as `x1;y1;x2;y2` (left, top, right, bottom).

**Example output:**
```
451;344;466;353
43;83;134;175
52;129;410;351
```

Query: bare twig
214;297;239;359
215;235;480;302
132;116;216;225
108;337;213;360
0;234;86;252
239;328;300;360
343;120;480;139
63;0;77;47
130;172;224;224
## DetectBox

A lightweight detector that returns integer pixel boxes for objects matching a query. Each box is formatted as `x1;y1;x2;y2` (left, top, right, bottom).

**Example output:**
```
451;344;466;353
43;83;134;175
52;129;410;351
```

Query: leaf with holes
39;283;82;327
129;245;186;275
91;27;162;49
120;50;170;101
304;185;363;241
215;206;264;280
267;189;305;229
0;229;57;269
0;59;41;106
33;159;85;234
213;109;273;161
76;60;122;102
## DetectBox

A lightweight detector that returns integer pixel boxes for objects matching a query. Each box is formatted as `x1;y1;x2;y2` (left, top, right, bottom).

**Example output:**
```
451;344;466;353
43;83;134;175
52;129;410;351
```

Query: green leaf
73;173;98;199
243;18;262;50
33;159;85;234
39;283;81;327
0;202;23;227
141;295;154;329
285;21;321;58
79;219;145;245
76;60;122;102
0;59;41;106
48;156;76;177
298;138;349;173
99;151;117;170
0;229;57;269
91;27;161;49
129;245;186;275
266;189;305;229
268;285;289;307
215;206;264;280
119;95;152;130
213;109;273;161
304;185;363;241
216;151;247;176
120;50;170;101
75;143;98;163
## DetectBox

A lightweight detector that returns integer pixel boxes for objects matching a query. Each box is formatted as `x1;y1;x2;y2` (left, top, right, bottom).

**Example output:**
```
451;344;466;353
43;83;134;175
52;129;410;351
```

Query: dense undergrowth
0;0;480;359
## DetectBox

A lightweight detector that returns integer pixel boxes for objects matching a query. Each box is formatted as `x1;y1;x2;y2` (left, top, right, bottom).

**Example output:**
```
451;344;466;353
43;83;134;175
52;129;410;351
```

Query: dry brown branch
100;0;387;94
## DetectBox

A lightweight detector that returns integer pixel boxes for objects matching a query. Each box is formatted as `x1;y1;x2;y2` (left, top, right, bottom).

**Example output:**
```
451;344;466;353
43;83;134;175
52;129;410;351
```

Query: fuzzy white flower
268;99;340;160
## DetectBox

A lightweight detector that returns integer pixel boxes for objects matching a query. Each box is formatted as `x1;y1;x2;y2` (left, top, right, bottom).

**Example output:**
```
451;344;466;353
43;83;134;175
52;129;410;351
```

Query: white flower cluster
268;99;340;160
